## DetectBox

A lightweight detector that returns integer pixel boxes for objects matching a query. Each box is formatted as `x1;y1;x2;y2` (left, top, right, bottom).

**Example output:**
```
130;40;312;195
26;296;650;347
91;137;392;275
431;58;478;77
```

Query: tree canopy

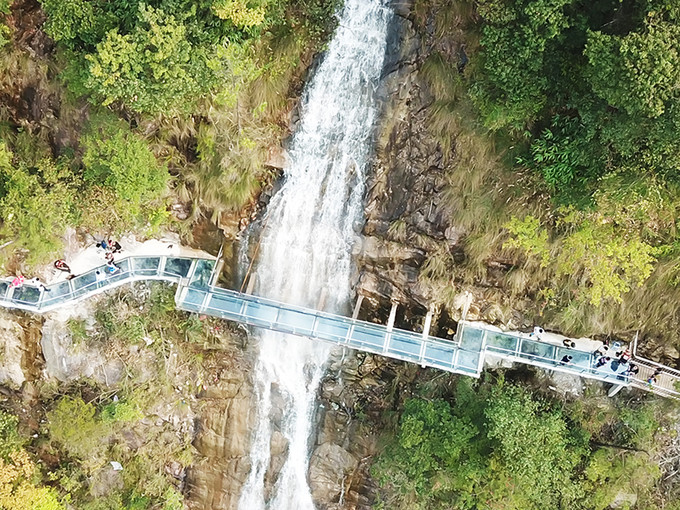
373;379;662;510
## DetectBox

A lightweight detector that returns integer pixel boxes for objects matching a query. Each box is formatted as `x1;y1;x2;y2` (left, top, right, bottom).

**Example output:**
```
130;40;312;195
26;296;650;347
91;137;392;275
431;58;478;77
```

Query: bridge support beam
245;274;257;295
608;384;626;397
386;301;398;331
317;288;327;311
420;305;436;368
352;294;364;320
422;309;434;339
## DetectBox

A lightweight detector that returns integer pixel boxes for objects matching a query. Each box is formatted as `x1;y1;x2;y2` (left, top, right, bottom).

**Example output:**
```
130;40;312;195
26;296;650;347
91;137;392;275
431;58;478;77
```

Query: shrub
47;396;108;461
82;126;169;230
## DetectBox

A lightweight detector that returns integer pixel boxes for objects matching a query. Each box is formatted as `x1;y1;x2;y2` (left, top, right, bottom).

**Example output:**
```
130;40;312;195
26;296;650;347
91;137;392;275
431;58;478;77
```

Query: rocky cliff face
187;372;255;510
354;0;473;334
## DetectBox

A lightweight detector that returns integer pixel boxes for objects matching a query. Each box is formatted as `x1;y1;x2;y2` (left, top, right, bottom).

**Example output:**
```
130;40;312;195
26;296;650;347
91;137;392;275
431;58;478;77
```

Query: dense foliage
373;378;665;510
471;0;680;302
0;411;63;510
413;0;680;338
0;0;340;268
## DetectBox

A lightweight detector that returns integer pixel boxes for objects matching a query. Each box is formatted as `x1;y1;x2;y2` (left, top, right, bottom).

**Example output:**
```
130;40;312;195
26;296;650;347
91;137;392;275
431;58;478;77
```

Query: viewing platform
0;252;678;399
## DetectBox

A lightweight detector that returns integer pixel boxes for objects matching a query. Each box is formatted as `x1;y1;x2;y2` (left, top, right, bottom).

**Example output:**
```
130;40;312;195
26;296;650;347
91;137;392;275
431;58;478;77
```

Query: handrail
0;255;205;312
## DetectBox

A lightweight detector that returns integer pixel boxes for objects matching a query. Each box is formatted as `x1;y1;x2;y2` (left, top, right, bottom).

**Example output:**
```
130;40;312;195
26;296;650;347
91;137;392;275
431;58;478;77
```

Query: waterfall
237;1;392;508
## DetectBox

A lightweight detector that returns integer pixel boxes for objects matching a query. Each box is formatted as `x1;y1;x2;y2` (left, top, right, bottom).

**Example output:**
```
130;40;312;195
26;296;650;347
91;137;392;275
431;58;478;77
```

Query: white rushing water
237;1;392;508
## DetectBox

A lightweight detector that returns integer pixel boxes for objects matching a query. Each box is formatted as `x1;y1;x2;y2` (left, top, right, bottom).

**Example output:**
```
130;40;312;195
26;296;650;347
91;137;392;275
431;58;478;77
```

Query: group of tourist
546;329;664;386
593;344;632;370
6;238;124;296
98;239;123;275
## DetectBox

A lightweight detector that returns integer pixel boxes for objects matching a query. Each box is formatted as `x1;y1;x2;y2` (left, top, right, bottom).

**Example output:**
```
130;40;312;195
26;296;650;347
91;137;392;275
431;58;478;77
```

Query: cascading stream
237;1;392;508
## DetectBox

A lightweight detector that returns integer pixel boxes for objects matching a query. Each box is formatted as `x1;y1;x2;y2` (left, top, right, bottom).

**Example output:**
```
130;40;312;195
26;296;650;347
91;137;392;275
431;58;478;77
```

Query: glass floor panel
190;260;215;288
40;281;73;307
424;342;455;367
71;271;98;297
350;325;386;349
132;257;160;276
182;288;206;307
315;318;350;342
486;332;519;351
209;293;243;315
244;302;279;323
12;286;41;304
277;309;316;334
459;326;485;350
389;332;422;357
457;350;481;370
520;340;556;360
164;258;192;278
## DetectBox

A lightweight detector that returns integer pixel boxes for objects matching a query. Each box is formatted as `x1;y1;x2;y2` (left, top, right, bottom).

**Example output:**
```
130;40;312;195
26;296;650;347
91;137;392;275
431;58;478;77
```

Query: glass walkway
0;253;676;397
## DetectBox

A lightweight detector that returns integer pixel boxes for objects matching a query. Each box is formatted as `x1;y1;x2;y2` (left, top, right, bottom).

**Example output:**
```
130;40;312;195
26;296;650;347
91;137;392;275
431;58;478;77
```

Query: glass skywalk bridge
0;253;657;393
0;255;215;313
457;322;632;387
175;284;483;377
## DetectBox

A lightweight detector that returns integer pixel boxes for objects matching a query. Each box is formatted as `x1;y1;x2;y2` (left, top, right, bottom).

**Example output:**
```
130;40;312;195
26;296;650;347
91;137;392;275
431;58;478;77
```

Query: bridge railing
459;322;632;386
0;256;214;313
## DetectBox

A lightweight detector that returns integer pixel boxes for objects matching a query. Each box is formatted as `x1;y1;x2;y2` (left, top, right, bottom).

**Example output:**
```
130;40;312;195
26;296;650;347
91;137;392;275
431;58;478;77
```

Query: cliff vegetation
405;0;680;346
0;0;340;268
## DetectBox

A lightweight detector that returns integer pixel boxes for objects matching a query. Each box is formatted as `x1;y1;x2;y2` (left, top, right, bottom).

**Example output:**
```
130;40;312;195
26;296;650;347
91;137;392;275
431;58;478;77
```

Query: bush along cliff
371;375;677;510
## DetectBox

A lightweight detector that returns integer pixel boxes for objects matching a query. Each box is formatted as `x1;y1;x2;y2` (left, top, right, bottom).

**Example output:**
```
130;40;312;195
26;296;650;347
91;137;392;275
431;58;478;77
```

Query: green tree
505;210;656;306
211;0;268;28
81;126;169;228
0;410;22;460
504;215;550;266
0;0;11;46
585;15;680;119
556;213;656;306
39;0;101;47
471;0;573;129
47;396;108;461
373;381;589;510
82;5;210;114
0;143;76;265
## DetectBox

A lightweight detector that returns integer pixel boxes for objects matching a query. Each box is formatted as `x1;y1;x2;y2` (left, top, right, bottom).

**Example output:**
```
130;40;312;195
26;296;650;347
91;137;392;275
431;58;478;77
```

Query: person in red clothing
617;349;631;364
108;240;122;254
9;275;24;288
54;259;71;273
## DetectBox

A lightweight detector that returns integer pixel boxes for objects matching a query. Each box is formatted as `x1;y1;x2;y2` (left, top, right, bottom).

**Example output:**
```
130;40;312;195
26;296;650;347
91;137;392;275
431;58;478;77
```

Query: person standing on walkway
624;363;639;376
617;349;631;364
596;356;610;368
530;326;544;340
108;240;122;254
31;277;50;293
106;260;120;274
594;345;609;357
9;275;24;289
